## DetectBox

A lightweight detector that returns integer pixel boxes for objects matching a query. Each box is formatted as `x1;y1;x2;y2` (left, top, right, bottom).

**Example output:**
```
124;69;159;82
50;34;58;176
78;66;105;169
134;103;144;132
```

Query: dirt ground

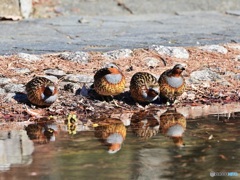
0;44;239;125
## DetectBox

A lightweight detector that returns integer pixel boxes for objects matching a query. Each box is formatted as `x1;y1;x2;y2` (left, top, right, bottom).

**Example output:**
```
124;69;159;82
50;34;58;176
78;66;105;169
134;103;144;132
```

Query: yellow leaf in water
92;123;99;127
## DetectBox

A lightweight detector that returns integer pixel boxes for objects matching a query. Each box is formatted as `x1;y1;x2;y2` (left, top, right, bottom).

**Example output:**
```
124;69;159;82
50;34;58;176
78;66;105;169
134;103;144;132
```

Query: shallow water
0;107;239;180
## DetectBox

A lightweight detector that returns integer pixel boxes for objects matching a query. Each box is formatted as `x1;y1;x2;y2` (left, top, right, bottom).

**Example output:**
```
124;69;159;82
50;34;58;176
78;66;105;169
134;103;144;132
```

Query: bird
130;72;159;103
131;110;160;139
160;108;186;147
93;63;126;100
158;64;186;105
26;76;58;107
94;118;126;154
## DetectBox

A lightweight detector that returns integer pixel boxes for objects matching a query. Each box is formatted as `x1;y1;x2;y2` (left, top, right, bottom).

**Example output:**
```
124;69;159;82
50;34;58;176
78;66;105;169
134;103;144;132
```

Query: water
0;107;239;180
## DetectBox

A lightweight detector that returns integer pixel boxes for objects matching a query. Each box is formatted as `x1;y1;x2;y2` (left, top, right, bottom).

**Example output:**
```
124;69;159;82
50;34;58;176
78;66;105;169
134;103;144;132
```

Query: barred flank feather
26;76;58;107
94;63;126;96
158;64;186;104
130;72;159;103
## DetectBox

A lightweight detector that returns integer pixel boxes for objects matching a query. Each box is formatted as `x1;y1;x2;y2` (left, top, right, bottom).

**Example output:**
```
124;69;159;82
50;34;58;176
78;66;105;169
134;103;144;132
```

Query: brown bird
158;64;186;105
26;76;58;107
94;63;126;99
130;72;159;103
94;118;126;154
160;108;186;147
131;110;160;139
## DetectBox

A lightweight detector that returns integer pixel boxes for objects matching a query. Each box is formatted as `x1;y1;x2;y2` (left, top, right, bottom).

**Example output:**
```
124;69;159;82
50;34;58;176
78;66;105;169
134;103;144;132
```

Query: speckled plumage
94;118;126;154
131;110;160;139
94;63;126;96
130;72;159;103
26;76;58;107
158;64;186;104
160;109;186;147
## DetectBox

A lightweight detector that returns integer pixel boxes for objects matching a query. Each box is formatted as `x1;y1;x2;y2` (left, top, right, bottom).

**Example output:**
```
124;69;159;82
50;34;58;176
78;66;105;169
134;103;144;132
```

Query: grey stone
227;44;240;50
0;78;12;85
59;51;89;64
199;45;228;54
149;45;189;59
226;10;240;16
17;53;41;61
44;69;66;78
0;88;5;94
64;74;94;83
19;0;32;19
11;68;30;74
43;75;59;83
144;57;160;67
3;83;25;93
234;74;240;80
1;11;240;55
190;69;222;83
189;68;232;86
235;55;240;61
103;49;133;60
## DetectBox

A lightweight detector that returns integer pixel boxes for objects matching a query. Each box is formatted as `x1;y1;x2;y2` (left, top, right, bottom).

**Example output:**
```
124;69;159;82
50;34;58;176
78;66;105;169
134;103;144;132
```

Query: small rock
235;55;240;61
17;53;41;61
190;69;221;83
103;49;133;60
43;76;59;83
3;84;25;93
0;78;12;85
199;45;228;54
149;45;189;59
11;68;31;74
225;10;240;16
59;51;89;64
20;0;32;18
64;74;94;83
3;93;16;102
187;93;196;101
234;74;240;80
144;57;160;67
0;88;6;95
44;69;66;78
226;43;240;50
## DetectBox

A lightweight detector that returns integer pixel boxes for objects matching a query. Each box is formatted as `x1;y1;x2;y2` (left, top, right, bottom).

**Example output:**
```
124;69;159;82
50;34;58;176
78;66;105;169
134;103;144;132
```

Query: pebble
0;88;6;94
235;55;240;61
64;74;94;83
149;45;189;59
11;68;31;74
44;69;66;78
144;57;160;67
17;53;41;61
3;84;25;93
59;51;89;64
43;76;59;83
103;49;133;60
199;45;228;54
0;78;12;85
225;43;240;50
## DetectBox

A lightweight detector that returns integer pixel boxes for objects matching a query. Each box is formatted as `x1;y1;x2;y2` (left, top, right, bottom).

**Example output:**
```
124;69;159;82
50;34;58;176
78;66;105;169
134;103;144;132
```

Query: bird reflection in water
131;110;160;139
25;122;56;144
160;108;186;147
94;118;126;154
